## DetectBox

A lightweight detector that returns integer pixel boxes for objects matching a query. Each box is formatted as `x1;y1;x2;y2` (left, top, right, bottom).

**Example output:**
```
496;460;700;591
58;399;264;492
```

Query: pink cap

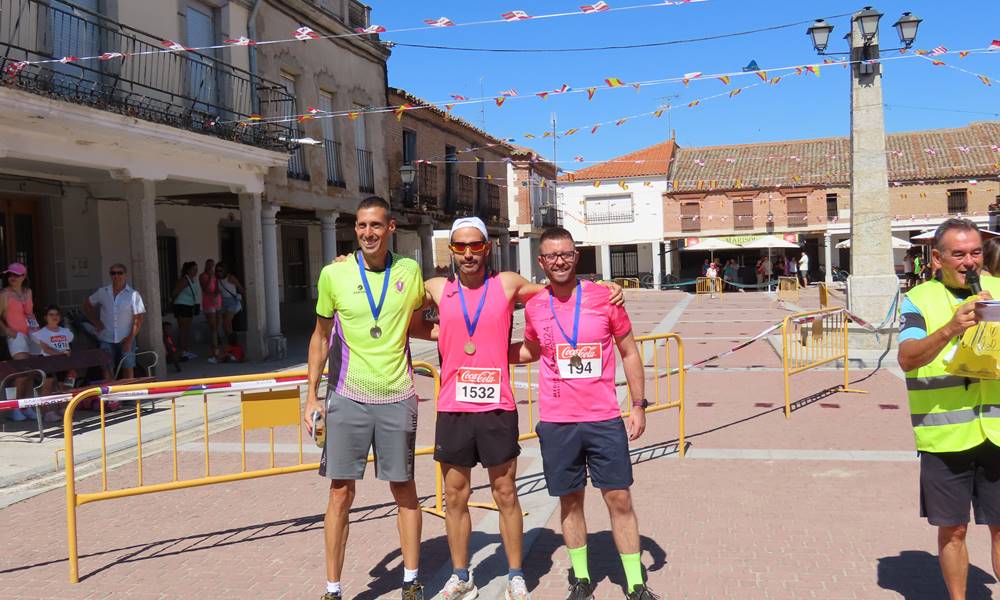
3;263;26;276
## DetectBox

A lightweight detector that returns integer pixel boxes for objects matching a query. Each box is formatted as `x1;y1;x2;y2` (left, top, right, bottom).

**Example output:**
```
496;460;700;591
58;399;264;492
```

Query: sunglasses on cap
449;241;489;254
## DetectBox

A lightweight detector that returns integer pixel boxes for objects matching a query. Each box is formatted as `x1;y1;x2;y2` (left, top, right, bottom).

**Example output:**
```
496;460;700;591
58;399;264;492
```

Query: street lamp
807;19;834;53
892;11;922;48
399;164;416;206
855;6;883;41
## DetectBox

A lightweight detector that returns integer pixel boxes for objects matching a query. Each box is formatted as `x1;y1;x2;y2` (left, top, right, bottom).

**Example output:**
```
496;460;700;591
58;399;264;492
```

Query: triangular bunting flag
979;75;992;86
394;104;412;121
729;88;742;97
605;77;624;87
687;100;699;107
717;75;730;85
593;180;602;188
742;60;759;72
615;118;627;126
564;128;579;136
653;109;664;118
495;97;506;107
618;180;629;190
769;76;781;85
591;125;600;134
587;87;597;100
756;71;767;81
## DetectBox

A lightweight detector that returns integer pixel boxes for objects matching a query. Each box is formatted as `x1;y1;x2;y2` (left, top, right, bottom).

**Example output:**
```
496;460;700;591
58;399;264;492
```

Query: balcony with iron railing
0;0;295;151
357;148;374;193
457;175;475;212
480;183;502;221
324;140;344;186
532;205;561;229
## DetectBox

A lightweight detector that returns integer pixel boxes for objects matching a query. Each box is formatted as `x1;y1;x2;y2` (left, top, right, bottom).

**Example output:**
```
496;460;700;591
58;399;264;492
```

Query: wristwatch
632;398;650;409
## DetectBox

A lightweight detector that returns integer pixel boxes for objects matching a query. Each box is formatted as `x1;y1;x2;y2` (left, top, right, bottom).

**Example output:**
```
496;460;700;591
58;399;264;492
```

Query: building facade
385;88;511;276
558;141;676;285
0;0;388;362
665;122;1000;281
507;146;558;283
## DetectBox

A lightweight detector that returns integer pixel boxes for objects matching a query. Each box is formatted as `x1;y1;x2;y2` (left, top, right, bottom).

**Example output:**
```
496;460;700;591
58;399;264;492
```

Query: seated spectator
31;305;76;422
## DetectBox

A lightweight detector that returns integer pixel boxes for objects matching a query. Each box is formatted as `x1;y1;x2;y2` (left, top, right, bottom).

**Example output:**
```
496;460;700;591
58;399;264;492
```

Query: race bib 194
456;367;501;403
556;343;602;379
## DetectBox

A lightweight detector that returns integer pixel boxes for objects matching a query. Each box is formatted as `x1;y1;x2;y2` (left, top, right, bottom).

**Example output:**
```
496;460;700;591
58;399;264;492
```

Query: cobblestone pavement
2;288;990;600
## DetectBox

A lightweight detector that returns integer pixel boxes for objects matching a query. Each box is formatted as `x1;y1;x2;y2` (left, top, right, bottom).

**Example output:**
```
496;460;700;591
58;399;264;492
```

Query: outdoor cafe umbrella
682;238;741;265
739;235;801;291
910;228;1000;244
835;236;912;249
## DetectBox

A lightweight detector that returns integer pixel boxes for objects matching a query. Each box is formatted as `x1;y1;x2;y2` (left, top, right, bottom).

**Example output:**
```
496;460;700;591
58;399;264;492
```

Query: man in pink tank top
512;227;657;600
410;217;623;600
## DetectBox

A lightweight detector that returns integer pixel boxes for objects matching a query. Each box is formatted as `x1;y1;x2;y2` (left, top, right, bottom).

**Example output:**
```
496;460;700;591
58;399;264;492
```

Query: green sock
568;545;590;581
620;553;643;591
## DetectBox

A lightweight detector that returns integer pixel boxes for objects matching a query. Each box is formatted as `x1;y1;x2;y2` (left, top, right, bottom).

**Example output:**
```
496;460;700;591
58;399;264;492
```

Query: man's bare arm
304;316;334;435
616;330;647;440
508;338;542;365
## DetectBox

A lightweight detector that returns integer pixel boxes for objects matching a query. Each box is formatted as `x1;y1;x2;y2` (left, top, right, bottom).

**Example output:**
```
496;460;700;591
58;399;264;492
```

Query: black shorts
920;440;1000;526
536;418;633;497
173;304;196;319
434;410;520;468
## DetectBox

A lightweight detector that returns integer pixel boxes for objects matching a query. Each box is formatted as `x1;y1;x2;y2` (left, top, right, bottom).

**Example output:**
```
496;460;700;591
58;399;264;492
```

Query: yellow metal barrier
819;282;829;308
64;363;439;584
695;277;723;299
613;277;642;289
781;308;867;418
777;276;799;303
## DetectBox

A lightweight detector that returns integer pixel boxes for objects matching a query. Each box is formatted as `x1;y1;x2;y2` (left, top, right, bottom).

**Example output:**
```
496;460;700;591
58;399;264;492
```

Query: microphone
966;270;982;295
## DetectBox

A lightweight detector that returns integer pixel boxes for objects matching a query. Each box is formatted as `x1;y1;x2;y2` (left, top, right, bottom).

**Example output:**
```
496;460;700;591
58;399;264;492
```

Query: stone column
651;242;662;288
319;210;339;265
663;240;674;278
824;232;834;284
499;232;511;272
518;237;535;282
260;201;286;358
418;222;435;279
237;194;267;360
847;11;897;326
600;244;613;280
124;179;163;367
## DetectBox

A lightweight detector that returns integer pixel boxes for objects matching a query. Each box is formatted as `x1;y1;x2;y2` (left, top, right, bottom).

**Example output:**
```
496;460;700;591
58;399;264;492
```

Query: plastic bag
945;303;1000;380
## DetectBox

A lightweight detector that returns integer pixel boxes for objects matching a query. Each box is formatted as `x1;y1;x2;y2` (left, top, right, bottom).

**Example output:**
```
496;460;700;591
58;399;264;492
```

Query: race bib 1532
456;367;501;403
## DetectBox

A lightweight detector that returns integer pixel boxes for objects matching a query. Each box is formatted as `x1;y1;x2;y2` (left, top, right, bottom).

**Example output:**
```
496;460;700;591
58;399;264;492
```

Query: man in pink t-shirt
514;227;656;600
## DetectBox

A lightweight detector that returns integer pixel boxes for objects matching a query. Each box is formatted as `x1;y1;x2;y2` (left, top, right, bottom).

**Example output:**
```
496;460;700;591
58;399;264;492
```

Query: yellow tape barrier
781;308;867;418
64;364;439;584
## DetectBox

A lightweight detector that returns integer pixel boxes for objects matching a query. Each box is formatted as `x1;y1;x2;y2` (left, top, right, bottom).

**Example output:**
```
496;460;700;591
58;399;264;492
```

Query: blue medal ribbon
456;276;490;340
357;250;393;325
549;280;582;349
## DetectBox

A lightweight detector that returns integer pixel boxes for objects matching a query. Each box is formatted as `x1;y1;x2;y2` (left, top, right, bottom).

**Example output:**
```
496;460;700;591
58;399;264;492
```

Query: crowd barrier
613;277;642;289
818;282;829;308
777;277;800;303
781;307;867;418
695;277;723;298
63;364;439;584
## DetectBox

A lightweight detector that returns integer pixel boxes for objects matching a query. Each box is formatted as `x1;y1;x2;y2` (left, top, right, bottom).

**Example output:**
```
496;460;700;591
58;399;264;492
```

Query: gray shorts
318;391;418;482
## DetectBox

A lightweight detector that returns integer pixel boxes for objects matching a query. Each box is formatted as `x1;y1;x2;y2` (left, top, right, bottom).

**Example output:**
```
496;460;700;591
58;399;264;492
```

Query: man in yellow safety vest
898;218;1000;599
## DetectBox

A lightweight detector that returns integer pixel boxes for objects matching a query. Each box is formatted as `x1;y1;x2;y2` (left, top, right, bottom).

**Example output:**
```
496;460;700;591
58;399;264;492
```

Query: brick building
507;145;559;282
386;88;511;277
665;122;1000;281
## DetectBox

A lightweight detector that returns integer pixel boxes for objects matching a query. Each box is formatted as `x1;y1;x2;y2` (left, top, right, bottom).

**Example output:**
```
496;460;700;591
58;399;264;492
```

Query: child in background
162;322;182;373
221;333;244;363
31;305;76;422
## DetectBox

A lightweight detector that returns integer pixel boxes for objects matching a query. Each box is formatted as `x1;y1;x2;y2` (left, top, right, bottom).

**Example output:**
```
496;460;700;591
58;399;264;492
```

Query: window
319;91;343;185
476;159;488;217
680;202;700;232
826;193;838;220
355;103;373;192
445;145;458;209
402;130;417;165
186;0;218;109
947;189;968;215
787;196;807;227
733;200;753;230
585;195;633;224
283;74;308;180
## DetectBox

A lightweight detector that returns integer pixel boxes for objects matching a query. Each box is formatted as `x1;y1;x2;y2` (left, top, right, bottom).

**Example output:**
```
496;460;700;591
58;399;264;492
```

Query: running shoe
504;575;530;600
183;351;198;360
402;579;424;600
440;574;478;600
625;585;660;600
566;578;595;600
321;593;341;600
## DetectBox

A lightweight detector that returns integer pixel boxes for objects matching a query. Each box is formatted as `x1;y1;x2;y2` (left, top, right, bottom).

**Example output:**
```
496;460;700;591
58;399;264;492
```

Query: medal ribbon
457;276;490;340
357;250;393;325
549;280;582;349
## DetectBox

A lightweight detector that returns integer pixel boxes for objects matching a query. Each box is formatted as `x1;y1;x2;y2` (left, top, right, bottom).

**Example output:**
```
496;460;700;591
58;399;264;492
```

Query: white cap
450;216;489;241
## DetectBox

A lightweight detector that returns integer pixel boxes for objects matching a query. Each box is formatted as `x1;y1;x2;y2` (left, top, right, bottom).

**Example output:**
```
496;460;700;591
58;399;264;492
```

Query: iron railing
288;131;309;180
418;162;438;207
533;205;562;228
325;140;344;186
480;182;502;220
0;0;295;151
458;175;474;210
357;148;374;193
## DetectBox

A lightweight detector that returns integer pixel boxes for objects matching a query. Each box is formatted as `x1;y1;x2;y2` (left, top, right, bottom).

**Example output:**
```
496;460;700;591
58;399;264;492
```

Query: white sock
403;568;419;584
326;581;341;594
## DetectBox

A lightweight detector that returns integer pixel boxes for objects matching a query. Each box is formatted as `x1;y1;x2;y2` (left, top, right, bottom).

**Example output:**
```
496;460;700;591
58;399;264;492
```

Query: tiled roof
389;87;514;151
669;122;1000;193
560;140;677;181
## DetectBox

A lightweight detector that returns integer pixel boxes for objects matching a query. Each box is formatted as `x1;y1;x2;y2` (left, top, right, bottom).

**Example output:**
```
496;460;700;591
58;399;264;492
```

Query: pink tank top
3;289;33;335
437;274;516;413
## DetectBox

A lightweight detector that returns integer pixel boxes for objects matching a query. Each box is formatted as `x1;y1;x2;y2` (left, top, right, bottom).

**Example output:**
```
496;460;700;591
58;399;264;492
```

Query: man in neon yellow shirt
305;197;426;600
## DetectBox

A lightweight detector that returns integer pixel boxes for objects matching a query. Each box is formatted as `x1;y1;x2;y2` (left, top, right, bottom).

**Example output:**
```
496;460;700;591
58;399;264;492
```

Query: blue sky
379;1;999;168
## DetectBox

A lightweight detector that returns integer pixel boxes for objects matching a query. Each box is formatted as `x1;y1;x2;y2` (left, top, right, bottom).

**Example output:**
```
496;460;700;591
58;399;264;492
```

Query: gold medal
570;354;583;369
464;340;476;355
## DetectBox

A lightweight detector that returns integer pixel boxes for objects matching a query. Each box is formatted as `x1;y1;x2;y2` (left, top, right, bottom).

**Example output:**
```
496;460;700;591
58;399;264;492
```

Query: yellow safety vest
904;274;1000;452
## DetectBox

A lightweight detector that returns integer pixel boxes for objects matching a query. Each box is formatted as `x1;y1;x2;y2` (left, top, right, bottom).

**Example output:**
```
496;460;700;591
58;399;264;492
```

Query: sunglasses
110;270;125;276
449;241;489;254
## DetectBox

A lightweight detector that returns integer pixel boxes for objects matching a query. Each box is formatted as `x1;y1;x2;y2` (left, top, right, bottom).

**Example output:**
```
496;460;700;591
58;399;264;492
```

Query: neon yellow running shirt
315;251;424;404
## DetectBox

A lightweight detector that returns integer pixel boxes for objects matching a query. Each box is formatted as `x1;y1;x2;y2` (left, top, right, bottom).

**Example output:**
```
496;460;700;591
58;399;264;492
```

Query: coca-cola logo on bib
458;368;501;384
557;343;600;360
